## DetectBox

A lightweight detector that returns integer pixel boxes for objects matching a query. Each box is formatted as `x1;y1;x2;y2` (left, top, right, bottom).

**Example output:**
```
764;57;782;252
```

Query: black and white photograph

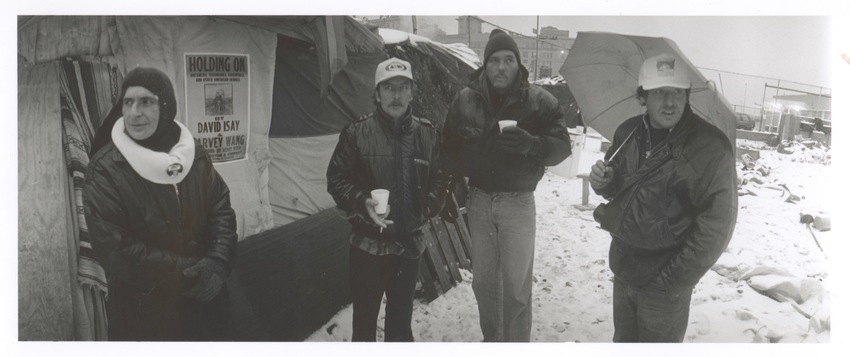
7;0;848;356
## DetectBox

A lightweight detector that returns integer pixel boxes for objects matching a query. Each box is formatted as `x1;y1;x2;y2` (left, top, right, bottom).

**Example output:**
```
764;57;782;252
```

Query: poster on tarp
184;53;250;163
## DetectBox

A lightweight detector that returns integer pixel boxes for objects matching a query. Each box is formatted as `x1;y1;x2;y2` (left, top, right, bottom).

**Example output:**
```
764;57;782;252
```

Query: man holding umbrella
439;29;571;342
589;53;738;342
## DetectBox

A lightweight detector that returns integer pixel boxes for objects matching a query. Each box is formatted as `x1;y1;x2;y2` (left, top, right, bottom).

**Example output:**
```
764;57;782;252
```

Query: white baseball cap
638;53;690;90
375;57;413;88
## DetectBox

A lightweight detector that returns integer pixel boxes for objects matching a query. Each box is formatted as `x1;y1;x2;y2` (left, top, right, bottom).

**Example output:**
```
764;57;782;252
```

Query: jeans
468;187;536;342
612;276;693;342
349;245;421;342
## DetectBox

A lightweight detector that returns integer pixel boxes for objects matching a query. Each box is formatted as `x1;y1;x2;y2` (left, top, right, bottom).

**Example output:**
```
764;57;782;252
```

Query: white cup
498;120;517;132
371;189;390;215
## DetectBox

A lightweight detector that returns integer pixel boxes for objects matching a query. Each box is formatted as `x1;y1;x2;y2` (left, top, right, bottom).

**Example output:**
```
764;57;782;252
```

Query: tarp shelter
17;15;386;341
18;15;487;341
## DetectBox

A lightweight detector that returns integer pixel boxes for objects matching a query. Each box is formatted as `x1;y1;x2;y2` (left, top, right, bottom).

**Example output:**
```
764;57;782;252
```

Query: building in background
434;17;574;80
361;15;414;33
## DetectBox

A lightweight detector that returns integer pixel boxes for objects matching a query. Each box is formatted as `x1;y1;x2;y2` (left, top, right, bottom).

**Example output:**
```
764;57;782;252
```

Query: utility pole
534;16;540;81
412;15;417;34
467;16;471;47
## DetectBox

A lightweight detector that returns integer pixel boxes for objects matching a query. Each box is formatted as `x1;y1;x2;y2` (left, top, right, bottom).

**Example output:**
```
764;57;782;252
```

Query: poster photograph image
184;53;250;163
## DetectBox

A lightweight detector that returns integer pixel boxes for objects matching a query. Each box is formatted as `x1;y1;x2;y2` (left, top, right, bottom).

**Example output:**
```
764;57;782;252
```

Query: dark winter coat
83;141;237;340
326;108;451;250
440;66;571;193
593;107;738;292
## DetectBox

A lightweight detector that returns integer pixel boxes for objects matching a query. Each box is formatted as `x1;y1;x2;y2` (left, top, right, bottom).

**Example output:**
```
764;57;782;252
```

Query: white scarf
112;117;195;184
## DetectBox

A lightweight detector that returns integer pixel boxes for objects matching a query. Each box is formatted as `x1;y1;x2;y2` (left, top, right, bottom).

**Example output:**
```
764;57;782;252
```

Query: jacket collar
111;117;196;184
640;105;698;159
113;126;205;163
376;105;415;135
468;63;530;106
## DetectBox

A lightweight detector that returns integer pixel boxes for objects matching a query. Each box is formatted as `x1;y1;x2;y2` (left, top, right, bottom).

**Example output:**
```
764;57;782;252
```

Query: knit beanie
483;29;521;63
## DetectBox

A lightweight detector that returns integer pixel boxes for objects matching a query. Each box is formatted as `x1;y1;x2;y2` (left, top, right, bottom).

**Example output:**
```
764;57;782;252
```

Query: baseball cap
375;57;413;88
638;54;690;90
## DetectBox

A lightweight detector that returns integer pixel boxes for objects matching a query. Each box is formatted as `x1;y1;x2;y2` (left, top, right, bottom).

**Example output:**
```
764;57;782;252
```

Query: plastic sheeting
110;16;278;239
540;83;583;128
268;135;340;225
18;15;392;239
269;35;384;138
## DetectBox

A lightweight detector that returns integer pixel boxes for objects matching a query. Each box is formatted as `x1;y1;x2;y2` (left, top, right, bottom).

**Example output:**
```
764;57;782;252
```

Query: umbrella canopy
560;32;737;145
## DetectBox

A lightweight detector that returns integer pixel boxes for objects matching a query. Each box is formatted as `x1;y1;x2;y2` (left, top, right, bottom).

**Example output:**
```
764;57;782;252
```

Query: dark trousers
612;277;692;342
349;245;420;342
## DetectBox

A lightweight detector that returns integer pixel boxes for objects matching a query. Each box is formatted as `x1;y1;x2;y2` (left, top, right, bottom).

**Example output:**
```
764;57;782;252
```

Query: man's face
377;77;412;120
122;86;160;140
486;50;519;92
645;87;687;130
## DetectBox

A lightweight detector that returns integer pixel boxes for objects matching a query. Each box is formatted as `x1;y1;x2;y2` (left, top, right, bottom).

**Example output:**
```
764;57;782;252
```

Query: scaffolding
700;67;831;134
759;84;831;133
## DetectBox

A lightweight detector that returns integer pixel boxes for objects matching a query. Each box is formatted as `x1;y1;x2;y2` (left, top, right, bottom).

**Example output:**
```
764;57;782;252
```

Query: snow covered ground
306;137;833;345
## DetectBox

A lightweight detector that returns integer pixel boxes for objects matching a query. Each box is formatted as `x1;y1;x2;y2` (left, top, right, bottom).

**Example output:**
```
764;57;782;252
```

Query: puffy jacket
440;66;571;192
83;140;237;295
594;108;738;292
327;108;451;248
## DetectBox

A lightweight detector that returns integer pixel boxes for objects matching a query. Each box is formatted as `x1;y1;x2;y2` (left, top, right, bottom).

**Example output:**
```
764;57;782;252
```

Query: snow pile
378;28;482;70
776;141;831;165
532;75;565;85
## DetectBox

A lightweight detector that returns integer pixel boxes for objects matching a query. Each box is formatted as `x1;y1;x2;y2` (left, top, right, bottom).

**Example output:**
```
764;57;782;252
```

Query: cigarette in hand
380;227;383;233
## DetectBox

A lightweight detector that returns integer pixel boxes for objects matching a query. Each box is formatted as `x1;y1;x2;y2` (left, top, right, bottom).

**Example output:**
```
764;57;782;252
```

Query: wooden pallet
417;192;473;302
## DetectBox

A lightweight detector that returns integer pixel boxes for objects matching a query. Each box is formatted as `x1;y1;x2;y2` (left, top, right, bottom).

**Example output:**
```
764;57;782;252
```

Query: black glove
183;257;228;302
496;126;537;155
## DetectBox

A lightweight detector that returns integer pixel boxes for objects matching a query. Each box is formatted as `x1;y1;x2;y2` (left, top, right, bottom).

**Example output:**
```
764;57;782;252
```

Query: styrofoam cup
371;189;389;214
499;120;517;132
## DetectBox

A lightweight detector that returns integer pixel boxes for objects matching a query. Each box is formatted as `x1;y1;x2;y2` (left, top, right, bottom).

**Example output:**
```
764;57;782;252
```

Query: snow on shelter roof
378;28;481;70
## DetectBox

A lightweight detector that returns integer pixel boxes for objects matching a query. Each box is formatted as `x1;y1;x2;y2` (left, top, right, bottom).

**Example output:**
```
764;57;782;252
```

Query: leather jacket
326;108;451;250
594;107;738;291
84;141;237;294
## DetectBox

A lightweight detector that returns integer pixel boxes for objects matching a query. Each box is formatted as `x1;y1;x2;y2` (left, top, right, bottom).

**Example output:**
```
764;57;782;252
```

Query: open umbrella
559;32;737;145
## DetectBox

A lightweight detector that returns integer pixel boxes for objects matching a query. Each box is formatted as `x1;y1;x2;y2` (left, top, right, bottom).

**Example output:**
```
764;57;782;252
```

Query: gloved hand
183;257;228;302
496;126;537;155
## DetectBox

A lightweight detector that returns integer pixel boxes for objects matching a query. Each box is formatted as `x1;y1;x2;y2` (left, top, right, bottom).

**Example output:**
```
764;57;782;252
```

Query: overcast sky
419;16;831;87
403;15;834;110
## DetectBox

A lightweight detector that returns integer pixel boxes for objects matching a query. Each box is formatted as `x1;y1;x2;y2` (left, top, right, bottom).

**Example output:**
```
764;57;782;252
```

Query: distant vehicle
736;113;755;130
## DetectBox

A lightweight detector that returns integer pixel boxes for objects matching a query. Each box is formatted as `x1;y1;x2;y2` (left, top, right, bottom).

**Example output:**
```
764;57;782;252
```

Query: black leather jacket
594;108;738;291
327;108;451;243
440;66;571;192
83;141;237;294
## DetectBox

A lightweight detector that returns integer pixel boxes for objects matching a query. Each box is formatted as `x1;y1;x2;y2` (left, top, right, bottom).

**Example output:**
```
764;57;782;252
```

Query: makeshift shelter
18;16;481;341
17;15;386;341
532;76;584;129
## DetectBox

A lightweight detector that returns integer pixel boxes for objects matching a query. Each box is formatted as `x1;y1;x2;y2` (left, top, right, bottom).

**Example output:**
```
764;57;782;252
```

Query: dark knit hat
121;67;177;122
483;29;521;64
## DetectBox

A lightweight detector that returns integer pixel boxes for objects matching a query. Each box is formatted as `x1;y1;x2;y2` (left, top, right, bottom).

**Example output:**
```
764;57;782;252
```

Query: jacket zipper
173;184;181;211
